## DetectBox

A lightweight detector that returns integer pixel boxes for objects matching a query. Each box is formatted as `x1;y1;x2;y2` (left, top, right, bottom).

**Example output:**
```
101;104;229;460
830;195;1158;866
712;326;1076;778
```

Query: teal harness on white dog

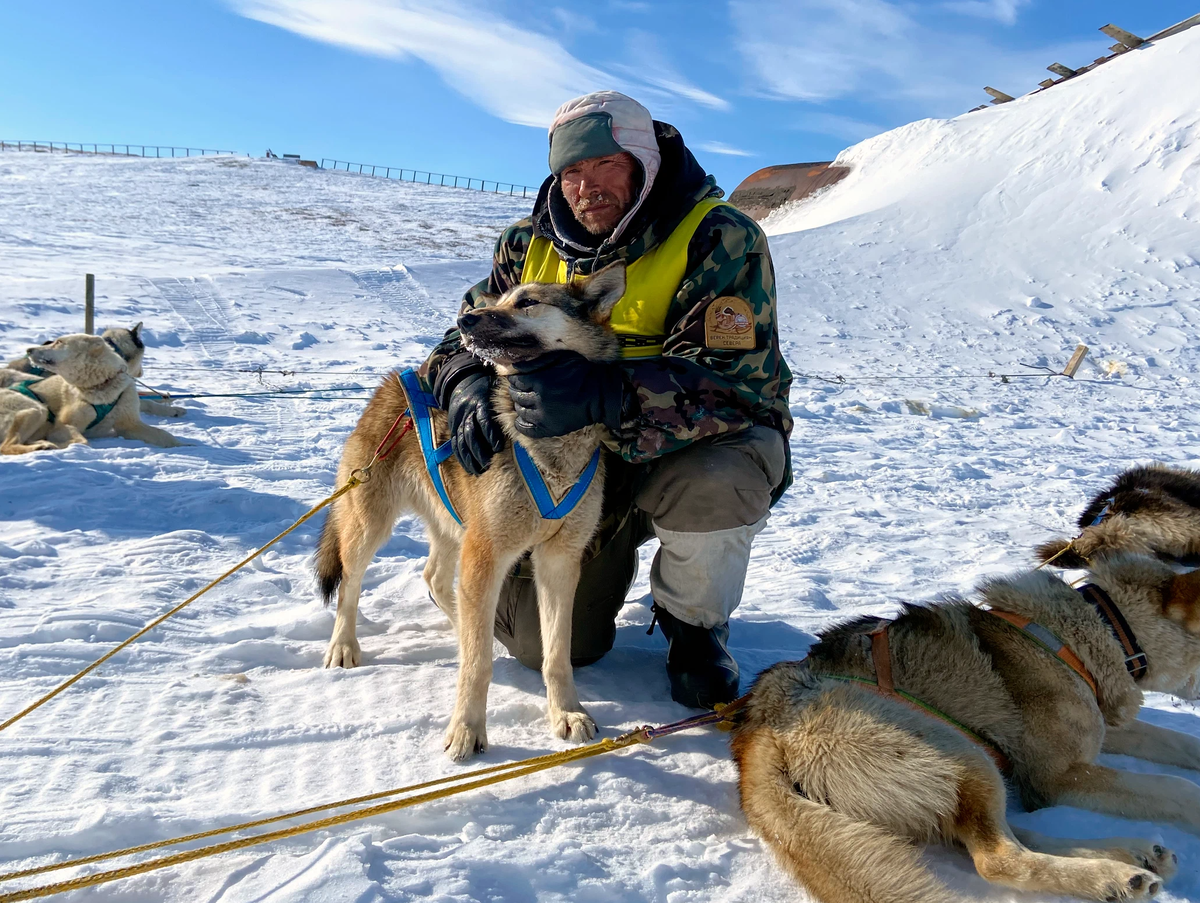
398;368;601;525
4;378;117;430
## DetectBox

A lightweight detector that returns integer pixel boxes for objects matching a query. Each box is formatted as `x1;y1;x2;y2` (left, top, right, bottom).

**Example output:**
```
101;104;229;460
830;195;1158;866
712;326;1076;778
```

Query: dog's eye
514;297;538;310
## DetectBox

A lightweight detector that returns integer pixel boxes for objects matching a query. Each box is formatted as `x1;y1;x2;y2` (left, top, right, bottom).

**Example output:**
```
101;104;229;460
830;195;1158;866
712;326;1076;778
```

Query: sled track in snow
347;266;452;336
150;276;238;365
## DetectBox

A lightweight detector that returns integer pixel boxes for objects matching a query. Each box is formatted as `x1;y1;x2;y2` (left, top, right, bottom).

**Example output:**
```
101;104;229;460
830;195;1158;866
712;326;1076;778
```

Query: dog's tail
1034;537;1089;569
733;723;954;903
315;506;343;606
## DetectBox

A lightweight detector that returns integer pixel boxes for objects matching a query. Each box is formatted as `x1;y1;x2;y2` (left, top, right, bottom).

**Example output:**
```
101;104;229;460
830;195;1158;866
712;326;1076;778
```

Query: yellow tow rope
0;406;414;736
0;476;360;734
0;706;740;901
0;403;742;900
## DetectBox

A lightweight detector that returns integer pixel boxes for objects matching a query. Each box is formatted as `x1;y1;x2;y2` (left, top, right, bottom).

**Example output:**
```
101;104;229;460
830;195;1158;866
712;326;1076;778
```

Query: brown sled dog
1038;464;1200;568
733;553;1200;903
315;264;626;761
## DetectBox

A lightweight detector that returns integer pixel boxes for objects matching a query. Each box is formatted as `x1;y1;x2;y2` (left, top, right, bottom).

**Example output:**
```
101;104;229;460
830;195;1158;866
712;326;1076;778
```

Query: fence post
84;274;95;335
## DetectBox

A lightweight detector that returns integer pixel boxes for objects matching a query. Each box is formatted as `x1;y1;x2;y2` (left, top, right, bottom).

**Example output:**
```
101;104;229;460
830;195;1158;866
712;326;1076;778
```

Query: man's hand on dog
507;351;628;439
436;351;506;475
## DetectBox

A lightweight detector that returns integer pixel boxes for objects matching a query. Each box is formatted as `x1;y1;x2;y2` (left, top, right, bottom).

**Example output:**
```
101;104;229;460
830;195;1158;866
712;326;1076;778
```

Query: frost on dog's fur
733;552;1200;903
315;263;625;762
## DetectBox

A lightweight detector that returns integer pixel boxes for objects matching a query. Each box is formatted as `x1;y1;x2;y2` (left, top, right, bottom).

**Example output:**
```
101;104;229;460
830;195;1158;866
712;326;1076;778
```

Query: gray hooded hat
547;91;662;247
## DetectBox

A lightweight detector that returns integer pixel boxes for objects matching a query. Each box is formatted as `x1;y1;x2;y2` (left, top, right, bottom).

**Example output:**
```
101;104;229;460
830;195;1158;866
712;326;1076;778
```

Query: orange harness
986;609;1099;697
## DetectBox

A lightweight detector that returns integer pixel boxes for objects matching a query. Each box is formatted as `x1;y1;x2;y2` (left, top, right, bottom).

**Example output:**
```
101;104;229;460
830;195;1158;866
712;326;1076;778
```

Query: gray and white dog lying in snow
7;322;185;418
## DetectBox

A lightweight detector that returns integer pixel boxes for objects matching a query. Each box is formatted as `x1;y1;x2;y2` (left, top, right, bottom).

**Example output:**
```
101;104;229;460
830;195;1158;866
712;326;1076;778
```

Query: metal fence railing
0;141;537;198
0;141;245;158
319;158;538;199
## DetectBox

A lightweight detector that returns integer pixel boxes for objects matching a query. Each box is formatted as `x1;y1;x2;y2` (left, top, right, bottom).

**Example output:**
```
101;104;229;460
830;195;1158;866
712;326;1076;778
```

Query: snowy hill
764;23;1200;380
1;25;1200;903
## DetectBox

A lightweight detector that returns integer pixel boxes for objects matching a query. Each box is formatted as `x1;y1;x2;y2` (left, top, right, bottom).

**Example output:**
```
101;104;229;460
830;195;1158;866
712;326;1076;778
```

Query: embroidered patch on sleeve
704;297;756;350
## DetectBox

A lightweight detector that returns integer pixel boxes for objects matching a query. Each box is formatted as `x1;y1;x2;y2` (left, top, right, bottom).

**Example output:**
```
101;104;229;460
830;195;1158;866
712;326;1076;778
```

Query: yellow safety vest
521;198;728;359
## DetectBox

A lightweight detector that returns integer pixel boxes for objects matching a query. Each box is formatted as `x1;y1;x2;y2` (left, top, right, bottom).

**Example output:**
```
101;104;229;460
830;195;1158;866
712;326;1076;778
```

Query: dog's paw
549;708;597;743
444;719;487;762
1132;844;1177;881
323;638;361;668
166;405;187;418
1091;840;1177;881
1097;865;1162;901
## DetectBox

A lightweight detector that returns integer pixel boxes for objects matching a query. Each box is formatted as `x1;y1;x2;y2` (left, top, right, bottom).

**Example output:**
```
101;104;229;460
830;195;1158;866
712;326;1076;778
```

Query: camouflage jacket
422;122;793;471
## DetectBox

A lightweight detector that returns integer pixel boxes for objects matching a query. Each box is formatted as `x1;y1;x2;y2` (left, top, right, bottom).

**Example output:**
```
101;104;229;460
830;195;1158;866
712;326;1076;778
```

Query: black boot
648;603;739;709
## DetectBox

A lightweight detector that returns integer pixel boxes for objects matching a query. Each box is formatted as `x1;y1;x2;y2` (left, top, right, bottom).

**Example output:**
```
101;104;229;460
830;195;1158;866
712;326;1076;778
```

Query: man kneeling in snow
421;91;792;709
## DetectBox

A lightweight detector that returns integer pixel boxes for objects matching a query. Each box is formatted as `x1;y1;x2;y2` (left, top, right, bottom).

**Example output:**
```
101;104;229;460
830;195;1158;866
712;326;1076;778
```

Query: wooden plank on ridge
1038;78;1055;88
1100;24;1145;48
984;87;1015;103
1047;62;1076;77
1147;12;1200;42
1063;344;1089;378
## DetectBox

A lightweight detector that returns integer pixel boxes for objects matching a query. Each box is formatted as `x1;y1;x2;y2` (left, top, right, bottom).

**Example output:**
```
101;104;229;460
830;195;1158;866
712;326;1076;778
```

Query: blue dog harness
513;442;602;520
4;378;117;430
399;368;463;524
398;368;601;524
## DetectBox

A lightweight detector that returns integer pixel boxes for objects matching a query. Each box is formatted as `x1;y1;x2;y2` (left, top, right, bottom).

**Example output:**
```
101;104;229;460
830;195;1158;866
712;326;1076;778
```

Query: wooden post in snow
1063;344;1089;378
84;274;95;335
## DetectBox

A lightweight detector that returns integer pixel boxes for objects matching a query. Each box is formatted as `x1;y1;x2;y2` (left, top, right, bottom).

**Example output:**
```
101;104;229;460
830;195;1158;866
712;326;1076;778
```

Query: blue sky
1;1;1194;194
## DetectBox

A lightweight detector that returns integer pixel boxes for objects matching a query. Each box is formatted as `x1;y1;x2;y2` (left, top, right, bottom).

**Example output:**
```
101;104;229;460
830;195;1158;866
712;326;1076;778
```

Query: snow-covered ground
1;23;1199;903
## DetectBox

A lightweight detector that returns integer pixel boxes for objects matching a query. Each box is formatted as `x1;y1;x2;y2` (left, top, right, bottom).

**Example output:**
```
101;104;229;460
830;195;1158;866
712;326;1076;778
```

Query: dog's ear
131;321;143;337
1165;570;1200;634
580;263;626;322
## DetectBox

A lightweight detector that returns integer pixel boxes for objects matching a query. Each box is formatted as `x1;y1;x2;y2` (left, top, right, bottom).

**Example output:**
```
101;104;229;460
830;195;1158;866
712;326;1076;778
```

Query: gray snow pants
493;425;788;671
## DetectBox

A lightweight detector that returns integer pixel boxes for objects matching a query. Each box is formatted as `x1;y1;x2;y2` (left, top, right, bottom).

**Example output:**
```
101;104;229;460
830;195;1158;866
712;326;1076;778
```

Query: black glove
433;351;505;476
506;351;629;439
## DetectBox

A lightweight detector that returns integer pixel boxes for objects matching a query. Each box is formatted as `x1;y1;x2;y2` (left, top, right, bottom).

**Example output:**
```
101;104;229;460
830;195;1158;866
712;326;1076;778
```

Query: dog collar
1078;583;1149;681
104;336;136;363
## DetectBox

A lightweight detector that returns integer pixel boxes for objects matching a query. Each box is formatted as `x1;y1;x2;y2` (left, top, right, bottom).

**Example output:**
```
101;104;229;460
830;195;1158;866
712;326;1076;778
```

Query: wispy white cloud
231;0;734;130
699;141;755;157
942;0;1030;25
730;0;1096;114
230;0;611;127
618;32;731;112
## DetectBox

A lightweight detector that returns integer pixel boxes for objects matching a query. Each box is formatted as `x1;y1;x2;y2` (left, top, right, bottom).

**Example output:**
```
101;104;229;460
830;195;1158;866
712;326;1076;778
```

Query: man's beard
572;193;628;236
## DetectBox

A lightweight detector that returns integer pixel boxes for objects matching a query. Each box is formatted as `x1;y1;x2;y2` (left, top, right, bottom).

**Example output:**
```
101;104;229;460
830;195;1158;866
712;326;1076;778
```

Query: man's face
559;152;639;236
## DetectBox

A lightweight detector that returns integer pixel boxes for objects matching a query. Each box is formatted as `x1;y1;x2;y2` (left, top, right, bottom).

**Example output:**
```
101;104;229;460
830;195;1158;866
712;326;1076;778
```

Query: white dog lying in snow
0;334;184;455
